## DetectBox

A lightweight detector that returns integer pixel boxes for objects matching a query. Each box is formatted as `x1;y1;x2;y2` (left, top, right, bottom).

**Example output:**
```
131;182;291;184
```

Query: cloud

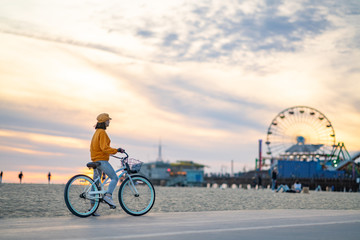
0;129;88;150
128;0;334;63
137;29;154;38
0;0;359;180
134;77;267;130
0;146;63;156
0;0;357;67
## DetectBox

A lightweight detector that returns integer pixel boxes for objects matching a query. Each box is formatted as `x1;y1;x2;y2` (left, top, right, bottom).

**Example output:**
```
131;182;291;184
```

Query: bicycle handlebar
111;152;131;172
111;151;128;160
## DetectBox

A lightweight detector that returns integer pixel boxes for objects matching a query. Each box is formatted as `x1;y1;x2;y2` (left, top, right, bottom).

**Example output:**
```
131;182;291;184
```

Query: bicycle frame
86;154;139;200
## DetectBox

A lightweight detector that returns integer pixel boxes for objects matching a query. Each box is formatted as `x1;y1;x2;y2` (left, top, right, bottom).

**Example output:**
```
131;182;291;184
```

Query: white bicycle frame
86;155;139;200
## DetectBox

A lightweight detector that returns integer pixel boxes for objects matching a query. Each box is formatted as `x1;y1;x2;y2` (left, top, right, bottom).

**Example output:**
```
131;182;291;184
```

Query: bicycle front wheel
118;175;155;216
64;174;100;217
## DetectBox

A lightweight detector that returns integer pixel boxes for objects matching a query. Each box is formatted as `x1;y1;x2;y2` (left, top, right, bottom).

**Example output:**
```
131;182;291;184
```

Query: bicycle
64;152;155;217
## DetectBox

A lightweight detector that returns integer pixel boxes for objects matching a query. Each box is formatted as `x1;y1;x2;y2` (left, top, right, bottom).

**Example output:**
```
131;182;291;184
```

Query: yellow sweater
90;129;118;162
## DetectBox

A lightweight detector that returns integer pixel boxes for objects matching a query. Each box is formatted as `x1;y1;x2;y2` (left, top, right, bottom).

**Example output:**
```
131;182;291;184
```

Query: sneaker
103;194;116;209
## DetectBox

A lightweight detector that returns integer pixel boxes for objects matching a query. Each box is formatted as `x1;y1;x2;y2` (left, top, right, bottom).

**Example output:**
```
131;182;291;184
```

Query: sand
0;183;359;218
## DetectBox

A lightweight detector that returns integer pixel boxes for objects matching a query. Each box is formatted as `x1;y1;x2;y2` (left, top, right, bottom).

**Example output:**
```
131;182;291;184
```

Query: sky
0;0;359;183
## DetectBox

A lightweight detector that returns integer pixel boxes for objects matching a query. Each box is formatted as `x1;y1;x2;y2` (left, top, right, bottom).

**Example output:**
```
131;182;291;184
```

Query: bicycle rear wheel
118;175;155;216
64;174;100;217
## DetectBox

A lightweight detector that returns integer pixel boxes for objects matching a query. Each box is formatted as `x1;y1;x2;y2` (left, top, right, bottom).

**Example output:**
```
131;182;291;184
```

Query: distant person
90;113;125;215
276;184;290;192
294;180;302;193
0;171;3;184
257;174;262;189
271;168;277;191
48;172;51;184
18;171;23;184
276;180;302;193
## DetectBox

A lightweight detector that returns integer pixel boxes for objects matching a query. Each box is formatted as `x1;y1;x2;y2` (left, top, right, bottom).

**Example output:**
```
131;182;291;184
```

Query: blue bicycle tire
118;175;155;216
64;174;100;218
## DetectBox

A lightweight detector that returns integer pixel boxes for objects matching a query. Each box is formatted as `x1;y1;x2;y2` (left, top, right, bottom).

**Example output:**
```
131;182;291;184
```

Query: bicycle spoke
64;175;100;217
118;176;155;216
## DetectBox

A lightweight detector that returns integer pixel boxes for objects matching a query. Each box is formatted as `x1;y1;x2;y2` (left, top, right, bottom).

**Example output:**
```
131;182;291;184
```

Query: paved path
1;210;360;240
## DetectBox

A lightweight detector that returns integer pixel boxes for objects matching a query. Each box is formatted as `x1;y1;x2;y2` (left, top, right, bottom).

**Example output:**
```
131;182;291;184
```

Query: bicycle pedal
109;205;116;209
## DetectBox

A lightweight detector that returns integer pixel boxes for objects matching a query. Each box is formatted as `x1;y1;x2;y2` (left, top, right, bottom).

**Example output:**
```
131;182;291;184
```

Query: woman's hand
117;148;125;153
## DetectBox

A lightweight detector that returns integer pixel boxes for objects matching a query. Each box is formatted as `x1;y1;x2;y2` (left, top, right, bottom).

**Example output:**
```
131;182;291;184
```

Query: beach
1;183;359;219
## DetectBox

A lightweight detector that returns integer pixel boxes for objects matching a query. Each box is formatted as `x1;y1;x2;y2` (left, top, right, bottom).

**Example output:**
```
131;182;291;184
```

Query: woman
90;113;125;209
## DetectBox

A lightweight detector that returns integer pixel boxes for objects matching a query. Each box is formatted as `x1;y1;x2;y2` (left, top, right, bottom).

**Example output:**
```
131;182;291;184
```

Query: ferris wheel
265;106;336;159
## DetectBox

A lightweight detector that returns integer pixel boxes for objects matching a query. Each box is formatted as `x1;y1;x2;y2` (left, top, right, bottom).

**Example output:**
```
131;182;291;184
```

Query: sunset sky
0;0;359;183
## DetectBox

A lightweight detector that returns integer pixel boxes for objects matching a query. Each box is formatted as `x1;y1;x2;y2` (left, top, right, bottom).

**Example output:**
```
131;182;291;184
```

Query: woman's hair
95;122;107;130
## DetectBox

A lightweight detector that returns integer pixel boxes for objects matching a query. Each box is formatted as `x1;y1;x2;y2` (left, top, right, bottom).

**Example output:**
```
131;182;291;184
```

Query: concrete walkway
1;209;360;240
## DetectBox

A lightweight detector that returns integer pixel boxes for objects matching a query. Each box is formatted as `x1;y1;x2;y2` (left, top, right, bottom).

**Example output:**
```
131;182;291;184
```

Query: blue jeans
276;185;290;192
93;161;119;195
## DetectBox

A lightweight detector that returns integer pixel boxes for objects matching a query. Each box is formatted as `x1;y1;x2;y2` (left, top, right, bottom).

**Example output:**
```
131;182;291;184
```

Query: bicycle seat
86;162;101;169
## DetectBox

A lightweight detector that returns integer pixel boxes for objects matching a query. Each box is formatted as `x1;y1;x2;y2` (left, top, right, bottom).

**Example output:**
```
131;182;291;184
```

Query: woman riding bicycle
90;113;125;210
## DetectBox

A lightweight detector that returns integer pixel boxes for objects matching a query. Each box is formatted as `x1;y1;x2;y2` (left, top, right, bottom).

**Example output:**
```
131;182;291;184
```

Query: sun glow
1;170;73;184
0;129;88;149
0;0;359;176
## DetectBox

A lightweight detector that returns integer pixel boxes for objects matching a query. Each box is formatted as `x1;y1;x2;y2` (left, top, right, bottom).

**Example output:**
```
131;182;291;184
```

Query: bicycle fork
128;176;140;197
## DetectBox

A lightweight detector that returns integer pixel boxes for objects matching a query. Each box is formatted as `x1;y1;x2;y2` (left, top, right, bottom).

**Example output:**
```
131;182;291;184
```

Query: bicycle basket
125;158;143;173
